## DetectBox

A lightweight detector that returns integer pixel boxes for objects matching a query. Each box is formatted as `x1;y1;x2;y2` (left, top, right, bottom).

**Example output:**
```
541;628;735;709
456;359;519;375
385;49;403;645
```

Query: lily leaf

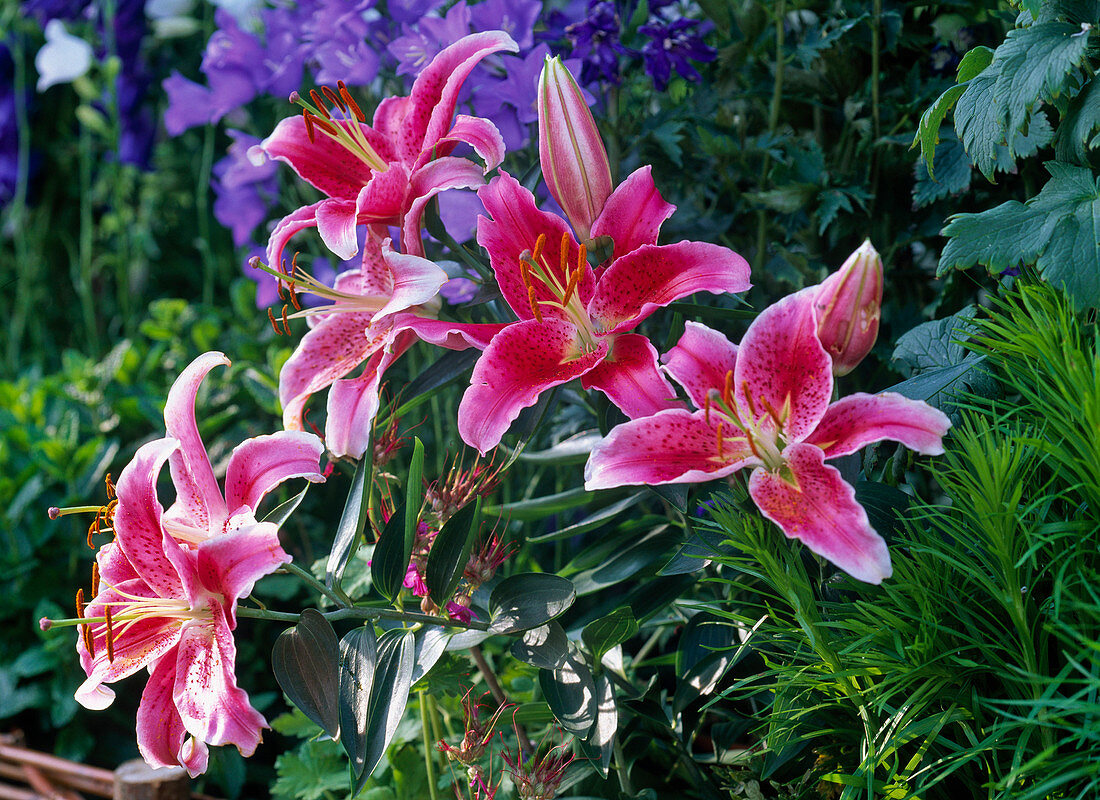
272;609;340;739
488;573;576;635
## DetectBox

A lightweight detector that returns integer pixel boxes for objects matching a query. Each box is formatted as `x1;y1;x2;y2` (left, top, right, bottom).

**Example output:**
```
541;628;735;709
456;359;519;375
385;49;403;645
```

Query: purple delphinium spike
469;0;541;50
566;0;628;85
212;130;279;248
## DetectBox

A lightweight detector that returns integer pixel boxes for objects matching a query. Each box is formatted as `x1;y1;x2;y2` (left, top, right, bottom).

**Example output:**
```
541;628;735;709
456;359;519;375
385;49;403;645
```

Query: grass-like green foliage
701;282;1100;799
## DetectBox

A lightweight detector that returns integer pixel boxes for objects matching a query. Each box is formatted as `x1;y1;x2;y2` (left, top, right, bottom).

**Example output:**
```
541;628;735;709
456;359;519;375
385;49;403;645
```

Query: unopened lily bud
537;56;613;240
814;240;883;376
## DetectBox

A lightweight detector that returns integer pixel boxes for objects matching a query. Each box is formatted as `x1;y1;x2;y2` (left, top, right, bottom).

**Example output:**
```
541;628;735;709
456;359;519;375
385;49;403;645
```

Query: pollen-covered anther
104;606;115;663
527;286;543;323
75;588;94;657
716;421;725;460
91;563;100;598
337;81;366;122
722;370;734;408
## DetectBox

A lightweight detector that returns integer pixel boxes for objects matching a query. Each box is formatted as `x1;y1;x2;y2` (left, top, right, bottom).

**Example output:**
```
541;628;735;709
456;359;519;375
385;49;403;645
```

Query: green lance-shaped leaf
353;628;416;792
327;457;371;591
338;626;378;776
579;673;617;777
410;626;451;685
262;485;310;531
272;609;341;739
539;651;598;737
371;501;410;602
426;497;481;609
488;573;576;635
582;607;638;666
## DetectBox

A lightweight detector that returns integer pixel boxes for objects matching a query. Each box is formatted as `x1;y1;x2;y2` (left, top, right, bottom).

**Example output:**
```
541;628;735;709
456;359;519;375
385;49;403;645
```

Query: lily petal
584;409;757;490
75;578;185;710
403;157;488;257
734;289;832;443
477;172;591;319
459;318;608;454
804;392;951;459
587;241;751;335
113;438;185;597
376;239;449;319
395;314;509;350
401;30;519;167
137;655;209;778
315;198;361;261
440;114;507;172
662;321;739;410
259;115;375;200
163;353;231;533
352;163;410;225
223;431;325;516
265;202;321;276
325;331;418;458
195;522;292;626
590;166;675;260
173;605;267;757
748;443;892;584
581;333;682;418
278;313;387;432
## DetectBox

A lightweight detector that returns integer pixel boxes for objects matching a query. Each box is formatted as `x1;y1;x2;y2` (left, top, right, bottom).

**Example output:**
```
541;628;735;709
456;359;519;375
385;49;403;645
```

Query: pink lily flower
73;437;300;776
584;292;951;584
254;30;518;265
272;231;507;459
159;351;327;544
457;169;751;454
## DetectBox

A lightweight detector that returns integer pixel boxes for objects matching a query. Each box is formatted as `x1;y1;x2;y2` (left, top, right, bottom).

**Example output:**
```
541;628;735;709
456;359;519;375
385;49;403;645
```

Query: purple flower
469;0;540;50
389;1;472;77
20;0;91;25
212;130;278;247
301;0;383;86
0;44;20;207
386;0;447;28
566;0;627;85
638;17;715;91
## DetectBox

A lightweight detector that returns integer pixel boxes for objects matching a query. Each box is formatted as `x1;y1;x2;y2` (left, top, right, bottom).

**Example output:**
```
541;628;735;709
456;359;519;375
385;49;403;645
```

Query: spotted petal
265;202;322;277
662;321;739;410
805;393;951;459
748;443;891;584
259;114;376;200
376;238;449;319
278;313;388;432
315;198;360;261
163;352;231;534
402;157;488;257
401;31;519;168
580;333;682;418
590;166;675;261
325;331;417;458
195;521;292;627
585;409;757;490
477;171;592;319
113;438;186;598
172;604;267;758
136;655;209;777
734;289;832;443
223;432;325;516
587;241;751;335
459;318;608;454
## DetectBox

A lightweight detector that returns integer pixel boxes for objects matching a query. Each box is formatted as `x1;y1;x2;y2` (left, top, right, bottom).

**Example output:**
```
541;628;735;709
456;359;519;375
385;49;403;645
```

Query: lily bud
537;56;613;240
814;239;883;376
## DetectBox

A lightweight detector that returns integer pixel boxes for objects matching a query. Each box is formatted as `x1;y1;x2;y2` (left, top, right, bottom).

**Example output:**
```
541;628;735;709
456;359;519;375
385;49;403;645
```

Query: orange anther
321;84;346;113
76;588;86;619
519;259;533;292
91;563;99;598
104;607;115;663
281;304;291;334
531;233;547;264
559;232;570;276
268;308;281;335
722;370;734;409
302;109;316;143
309;89;332;119
528;286;543;323
86;519;98;549
338;81;366;122
716;421;725;460
104;473;115;500
740;379;755;418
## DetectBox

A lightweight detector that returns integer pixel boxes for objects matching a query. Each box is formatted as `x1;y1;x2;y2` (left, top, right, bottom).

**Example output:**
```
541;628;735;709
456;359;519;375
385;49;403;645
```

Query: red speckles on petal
804;392;952;459
734;289;833;442
278;312;387;430
584;409;757;490
458;318;607;454
748;443;891;584
260;115;377;200
588;241;751;335
662;321;739;410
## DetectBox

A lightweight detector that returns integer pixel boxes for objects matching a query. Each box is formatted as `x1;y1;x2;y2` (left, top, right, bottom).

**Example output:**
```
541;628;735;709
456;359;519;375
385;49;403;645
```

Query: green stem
420;692;441;800
280;561;351;608
234;604;490;630
613;736;633;796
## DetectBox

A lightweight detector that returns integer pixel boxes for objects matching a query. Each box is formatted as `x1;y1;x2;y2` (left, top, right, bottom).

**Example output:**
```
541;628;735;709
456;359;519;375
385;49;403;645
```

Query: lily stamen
104;607;115;663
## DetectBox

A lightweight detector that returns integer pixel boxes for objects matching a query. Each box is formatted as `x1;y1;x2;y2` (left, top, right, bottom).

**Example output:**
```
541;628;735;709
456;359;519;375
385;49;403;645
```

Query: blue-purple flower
565;0;627;85
638;17;715;91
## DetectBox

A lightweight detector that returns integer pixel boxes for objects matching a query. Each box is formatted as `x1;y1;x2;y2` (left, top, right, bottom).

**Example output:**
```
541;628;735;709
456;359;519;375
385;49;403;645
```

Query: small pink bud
813;240;883;376
39;617;53;631
537;56;612;241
